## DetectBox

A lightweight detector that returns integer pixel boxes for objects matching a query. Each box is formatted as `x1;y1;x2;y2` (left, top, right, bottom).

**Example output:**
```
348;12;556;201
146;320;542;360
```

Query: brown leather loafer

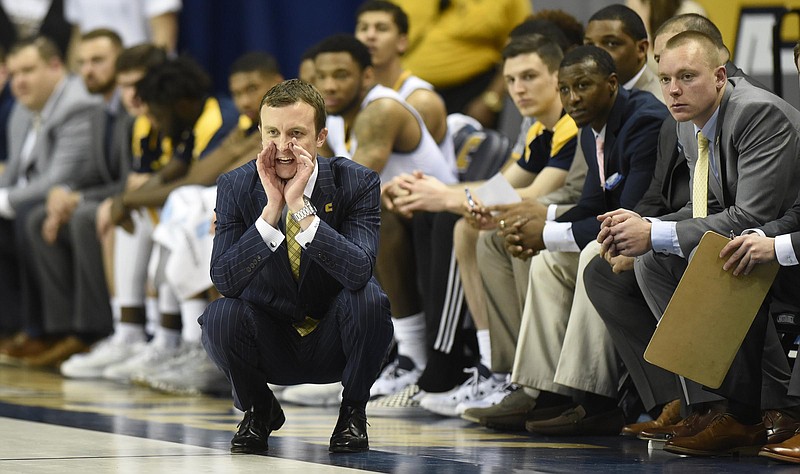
763;410;800;444
759;431;800;464
525;404;625;436
621;399;681;437
0;334;55;364
24;336;90;368
664;413;766;457
638;406;720;441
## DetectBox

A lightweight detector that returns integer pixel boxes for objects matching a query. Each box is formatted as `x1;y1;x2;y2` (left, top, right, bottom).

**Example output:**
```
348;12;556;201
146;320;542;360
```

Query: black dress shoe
329;405;369;453
231;409;286;454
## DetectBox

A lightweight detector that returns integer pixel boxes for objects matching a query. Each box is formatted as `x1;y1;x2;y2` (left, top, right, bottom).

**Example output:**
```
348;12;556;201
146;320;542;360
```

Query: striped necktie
286;206;319;336
286;213;301;281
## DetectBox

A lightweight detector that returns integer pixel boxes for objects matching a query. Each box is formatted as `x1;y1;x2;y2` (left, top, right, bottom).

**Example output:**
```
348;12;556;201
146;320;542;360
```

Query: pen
729;230;735;240
465;188;476;209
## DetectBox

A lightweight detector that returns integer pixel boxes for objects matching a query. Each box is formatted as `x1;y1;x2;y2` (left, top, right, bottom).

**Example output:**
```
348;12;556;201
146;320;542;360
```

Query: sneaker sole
60;367;106;379
368;406;430;418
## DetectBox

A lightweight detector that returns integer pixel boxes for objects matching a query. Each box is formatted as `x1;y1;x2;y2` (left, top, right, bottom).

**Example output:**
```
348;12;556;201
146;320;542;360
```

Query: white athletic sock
114;322;147;345
152;326;182;349
476;329;492;370
180;298;209;343
145;296;159;336
393;312;427;370
110;297;121;324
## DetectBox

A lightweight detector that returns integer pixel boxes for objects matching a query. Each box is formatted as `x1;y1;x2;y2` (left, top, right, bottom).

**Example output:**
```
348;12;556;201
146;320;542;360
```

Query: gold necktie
286;209;319;336
693;131;709;218
286;214;301;281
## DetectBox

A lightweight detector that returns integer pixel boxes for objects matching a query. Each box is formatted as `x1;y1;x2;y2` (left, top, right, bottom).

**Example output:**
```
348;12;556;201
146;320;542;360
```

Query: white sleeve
294;216;321;249
254;217;285;252
0;189;15;219
546;204;558;221
775;234;799;266
145;0;182;16
542;221;580;252
63;0;81;24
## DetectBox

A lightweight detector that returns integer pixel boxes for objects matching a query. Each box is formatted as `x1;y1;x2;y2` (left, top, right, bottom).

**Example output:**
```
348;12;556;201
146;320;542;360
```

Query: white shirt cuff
0;189;15;219
775;234;798;266
743;228;766;237
255;217;285;252
542;221;580;252
546;204;558;221
649;218;683;257
295;216;320;248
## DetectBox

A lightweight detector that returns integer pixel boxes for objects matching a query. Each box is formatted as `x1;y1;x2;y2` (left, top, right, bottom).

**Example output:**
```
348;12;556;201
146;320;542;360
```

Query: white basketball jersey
325;84;456;184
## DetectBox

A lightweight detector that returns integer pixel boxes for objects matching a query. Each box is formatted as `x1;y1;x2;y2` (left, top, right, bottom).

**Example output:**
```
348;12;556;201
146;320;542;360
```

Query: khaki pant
512;241;621;398
476;229;530;373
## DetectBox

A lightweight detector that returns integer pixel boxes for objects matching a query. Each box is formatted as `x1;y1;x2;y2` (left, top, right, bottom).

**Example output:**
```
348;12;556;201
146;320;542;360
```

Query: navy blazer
210;156;382;324
557;87;668;248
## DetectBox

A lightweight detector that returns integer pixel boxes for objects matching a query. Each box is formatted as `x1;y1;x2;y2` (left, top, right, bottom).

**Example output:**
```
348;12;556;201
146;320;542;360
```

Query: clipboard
644;231;779;388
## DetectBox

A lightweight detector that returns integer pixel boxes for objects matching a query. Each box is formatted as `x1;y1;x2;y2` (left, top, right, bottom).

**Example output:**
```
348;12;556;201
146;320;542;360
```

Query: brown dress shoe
759;430;800;463
763;410;800;444
621;399;681;437
24;336;90;368
638;406;720;441
0;334;55;364
525;404;626;436
0;332;25;353
664;413;766;456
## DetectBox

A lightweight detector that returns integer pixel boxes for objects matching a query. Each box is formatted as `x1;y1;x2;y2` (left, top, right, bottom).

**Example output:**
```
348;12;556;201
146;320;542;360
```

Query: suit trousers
27;202;113;336
635;251;767;408
589;253;797;411
200;277;393;411
475;229;530;373
754;265;800;405
0;201;42;334
512;242;620;398
584;254;682;411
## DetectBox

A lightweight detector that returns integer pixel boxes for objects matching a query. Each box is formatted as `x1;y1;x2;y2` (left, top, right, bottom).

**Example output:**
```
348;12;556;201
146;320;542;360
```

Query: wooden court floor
0;365;797;473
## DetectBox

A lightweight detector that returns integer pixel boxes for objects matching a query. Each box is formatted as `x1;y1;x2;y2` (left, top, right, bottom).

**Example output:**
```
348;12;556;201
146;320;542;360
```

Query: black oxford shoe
231;409;285;454
329;405;369;453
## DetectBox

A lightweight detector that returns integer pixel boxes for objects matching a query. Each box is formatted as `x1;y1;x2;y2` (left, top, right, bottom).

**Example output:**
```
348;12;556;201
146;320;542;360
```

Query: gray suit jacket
80;99;133;203
1;75;104;210
759;195;800;253
658;77;800;255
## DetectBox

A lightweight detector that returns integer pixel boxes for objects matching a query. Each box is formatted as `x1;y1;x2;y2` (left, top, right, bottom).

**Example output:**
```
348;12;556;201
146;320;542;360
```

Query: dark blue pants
200;277;393;412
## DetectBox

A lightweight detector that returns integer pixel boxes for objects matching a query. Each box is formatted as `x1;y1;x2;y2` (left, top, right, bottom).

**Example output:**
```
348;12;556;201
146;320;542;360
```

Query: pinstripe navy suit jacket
210;156;382;324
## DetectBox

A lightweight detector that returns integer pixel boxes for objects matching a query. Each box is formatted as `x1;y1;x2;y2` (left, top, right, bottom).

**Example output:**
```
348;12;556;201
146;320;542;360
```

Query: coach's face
260;101;327;180
658;40;726;127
